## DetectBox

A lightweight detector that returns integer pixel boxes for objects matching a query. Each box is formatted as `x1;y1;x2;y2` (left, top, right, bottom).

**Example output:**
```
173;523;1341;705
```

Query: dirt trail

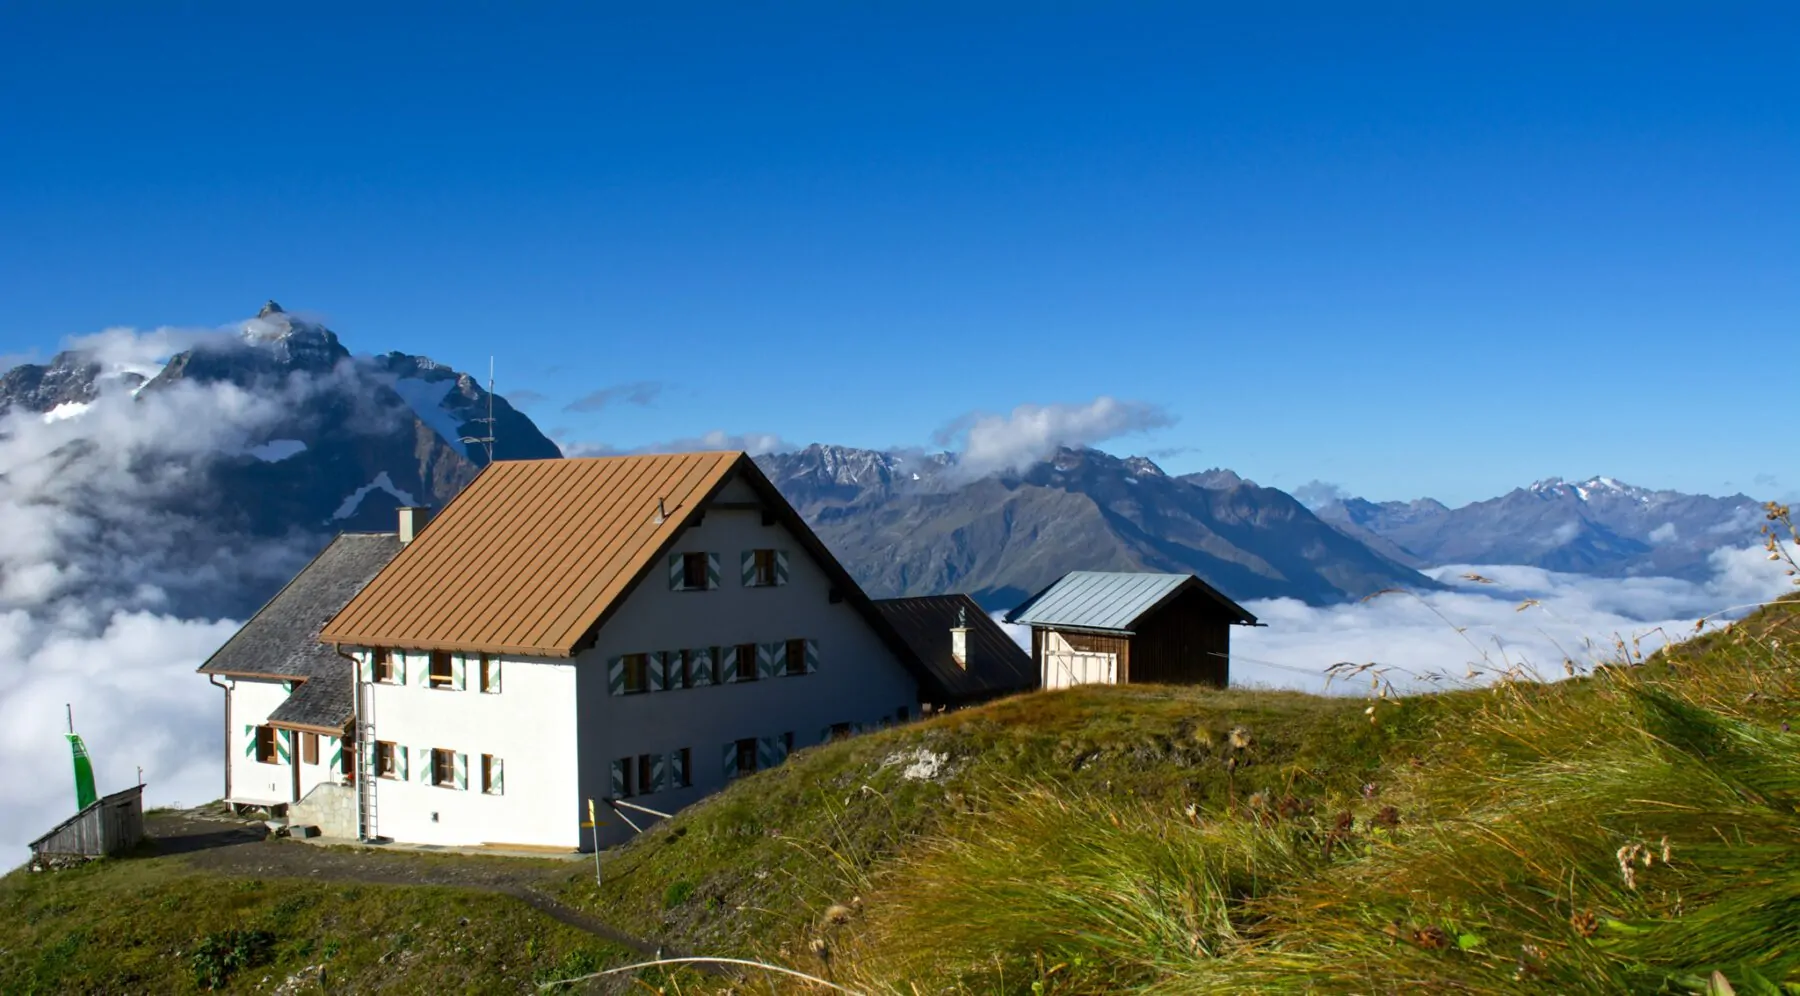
144;808;723;978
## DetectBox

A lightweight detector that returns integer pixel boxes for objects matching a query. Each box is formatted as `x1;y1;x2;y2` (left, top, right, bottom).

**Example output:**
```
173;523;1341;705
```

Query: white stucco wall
296;731;348;798
574;481;921;847
359;649;579;849
227;679;295;804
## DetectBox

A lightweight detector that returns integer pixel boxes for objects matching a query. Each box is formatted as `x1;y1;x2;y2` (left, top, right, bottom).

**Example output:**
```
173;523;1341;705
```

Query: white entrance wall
358;649;579;849
227;679;295;804
1040;630;1119;689
574;478;921;847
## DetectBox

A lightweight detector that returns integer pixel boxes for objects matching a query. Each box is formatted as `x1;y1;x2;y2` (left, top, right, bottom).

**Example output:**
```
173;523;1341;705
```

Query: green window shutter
819;727;832;745
805;639;819;674
490;756;504;795
740;551;755;586
452;656;467;691
773;734;790;765
420;747;436;783
398;745;410;781
691;648;713;687
756;737;775;770
648;652;667;692
276;731;291;763
357;656;372;682
396;655;408;686
668;553;684;590
242;724;256;757
755;643;772;679
705;552;721;589
608;657;625;696
668;750;686;788
651;754;668;793
454;753;468;791
489;658;502;694
329;738;342;769
720;646;738;683
774;550;789;585
610;758;626;797
722;743;738;780
766;642;786;679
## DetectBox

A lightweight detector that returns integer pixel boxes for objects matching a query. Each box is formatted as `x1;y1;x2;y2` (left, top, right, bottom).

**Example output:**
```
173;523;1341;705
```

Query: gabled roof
198;532;402;683
1004;571;1257;634
874;594;1037;704
318;454;937;695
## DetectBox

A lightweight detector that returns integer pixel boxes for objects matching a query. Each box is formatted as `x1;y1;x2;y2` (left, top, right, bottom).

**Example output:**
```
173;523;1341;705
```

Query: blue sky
1;3;1794;505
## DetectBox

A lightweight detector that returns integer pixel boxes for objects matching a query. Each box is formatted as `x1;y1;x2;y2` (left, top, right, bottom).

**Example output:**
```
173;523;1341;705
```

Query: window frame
735;643;758;682
375;740;397;779
616;755;636;797
752;548;777;586
637;753;654;794
253;725;278;765
428;650;455;689
785;639;807;676
478;654;499;693
431;747;455;788
681;552;709;590
734;738;758;778
621;653;649;694
481;753;499;794
372;648;395;684
301;732;320;766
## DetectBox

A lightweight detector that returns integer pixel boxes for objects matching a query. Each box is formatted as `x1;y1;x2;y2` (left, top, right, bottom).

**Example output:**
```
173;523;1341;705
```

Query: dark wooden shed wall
1125;587;1233;686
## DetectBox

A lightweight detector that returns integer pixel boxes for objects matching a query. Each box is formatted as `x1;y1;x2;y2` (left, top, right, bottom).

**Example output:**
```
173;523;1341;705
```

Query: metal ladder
356;678;379;840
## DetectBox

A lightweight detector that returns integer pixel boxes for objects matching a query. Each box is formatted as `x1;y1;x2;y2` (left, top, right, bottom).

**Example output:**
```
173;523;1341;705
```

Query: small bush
662;880;696;909
189;928;274;990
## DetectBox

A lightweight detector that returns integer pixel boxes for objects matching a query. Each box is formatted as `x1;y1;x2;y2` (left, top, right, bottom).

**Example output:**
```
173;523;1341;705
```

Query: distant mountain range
1312;477;1765;582
1;303;1770;620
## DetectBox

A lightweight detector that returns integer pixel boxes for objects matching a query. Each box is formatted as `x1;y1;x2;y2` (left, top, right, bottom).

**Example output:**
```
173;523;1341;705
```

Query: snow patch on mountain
391;377;470;458
41;401;90;423
332;471;418;520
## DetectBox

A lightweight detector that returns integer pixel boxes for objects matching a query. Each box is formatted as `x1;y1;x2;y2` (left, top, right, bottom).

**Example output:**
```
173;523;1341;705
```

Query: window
676;649;698;689
376;740;397;779
428;650;455;688
341;738;355;776
786;639;807;676
481;754;503;794
431;748;455;787
254;725;278;764
781;731;795;754
479;654;500;693
736;643;758;682
829;722;852;742
736;738;760;778
372;648;395;684
682;552;709;590
302;732;319;766
752;549;777;586
614;756;635;797
621;653;649;694
637;754;654;795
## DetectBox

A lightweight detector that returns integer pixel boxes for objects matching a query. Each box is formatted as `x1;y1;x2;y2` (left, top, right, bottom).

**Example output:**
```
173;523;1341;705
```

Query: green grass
0;848;645;994
562;596;1800;995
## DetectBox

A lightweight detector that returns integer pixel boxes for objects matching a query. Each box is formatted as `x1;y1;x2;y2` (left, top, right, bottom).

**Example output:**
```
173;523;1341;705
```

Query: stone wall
288;782;357;839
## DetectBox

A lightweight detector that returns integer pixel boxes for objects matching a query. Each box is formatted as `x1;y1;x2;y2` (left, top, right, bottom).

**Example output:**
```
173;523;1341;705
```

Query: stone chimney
950;603;970;669
398;507;430;546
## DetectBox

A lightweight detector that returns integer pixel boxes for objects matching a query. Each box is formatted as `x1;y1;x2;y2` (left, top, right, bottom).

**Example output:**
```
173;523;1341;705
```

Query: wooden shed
1005;572;1258;689
28;784;145;860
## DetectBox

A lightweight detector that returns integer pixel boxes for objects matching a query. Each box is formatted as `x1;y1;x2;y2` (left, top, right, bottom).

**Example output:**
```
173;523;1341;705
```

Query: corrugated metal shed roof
320;452;742;657
874;594;1036;704
1005;571;1257;633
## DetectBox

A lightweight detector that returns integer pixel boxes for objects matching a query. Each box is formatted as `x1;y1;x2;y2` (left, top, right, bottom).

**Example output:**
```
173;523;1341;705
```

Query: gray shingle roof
1004;571;1257;633
874;594;1037;705
199;532;401;728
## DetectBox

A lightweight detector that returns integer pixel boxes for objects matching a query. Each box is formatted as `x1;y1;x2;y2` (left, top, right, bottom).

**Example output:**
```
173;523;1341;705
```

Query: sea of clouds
2;327;1795;859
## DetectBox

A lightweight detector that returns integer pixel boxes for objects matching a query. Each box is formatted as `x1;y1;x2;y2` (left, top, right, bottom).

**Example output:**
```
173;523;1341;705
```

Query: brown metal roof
319;452;742;657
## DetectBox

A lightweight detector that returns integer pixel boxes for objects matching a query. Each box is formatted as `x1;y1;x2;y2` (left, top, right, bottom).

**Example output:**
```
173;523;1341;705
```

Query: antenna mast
459;355;497;465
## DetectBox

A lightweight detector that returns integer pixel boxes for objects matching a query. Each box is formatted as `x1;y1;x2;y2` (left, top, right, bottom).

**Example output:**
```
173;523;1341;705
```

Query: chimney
398;507;429;546
950;603;970;670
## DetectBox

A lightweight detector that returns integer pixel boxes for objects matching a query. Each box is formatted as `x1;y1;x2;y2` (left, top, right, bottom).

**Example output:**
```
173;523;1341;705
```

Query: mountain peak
258;300;285;318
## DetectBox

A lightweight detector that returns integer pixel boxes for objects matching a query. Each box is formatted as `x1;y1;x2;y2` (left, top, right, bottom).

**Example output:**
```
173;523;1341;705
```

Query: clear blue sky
1;3;1794;505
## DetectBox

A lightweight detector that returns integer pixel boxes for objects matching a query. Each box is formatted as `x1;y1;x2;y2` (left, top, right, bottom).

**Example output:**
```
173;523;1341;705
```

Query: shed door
1044;649;1117;688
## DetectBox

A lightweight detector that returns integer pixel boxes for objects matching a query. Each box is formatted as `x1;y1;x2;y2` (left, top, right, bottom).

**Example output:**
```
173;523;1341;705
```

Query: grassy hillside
8;594;1797;994
569;594;1800;994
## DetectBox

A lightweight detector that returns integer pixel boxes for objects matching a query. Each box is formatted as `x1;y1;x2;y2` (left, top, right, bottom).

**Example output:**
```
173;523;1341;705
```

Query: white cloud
1292;480;1350;509
1549;520;1581;545
0;326;327;858
934;396;1175;480
1649;522;1679;544
1232;542;1800;696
